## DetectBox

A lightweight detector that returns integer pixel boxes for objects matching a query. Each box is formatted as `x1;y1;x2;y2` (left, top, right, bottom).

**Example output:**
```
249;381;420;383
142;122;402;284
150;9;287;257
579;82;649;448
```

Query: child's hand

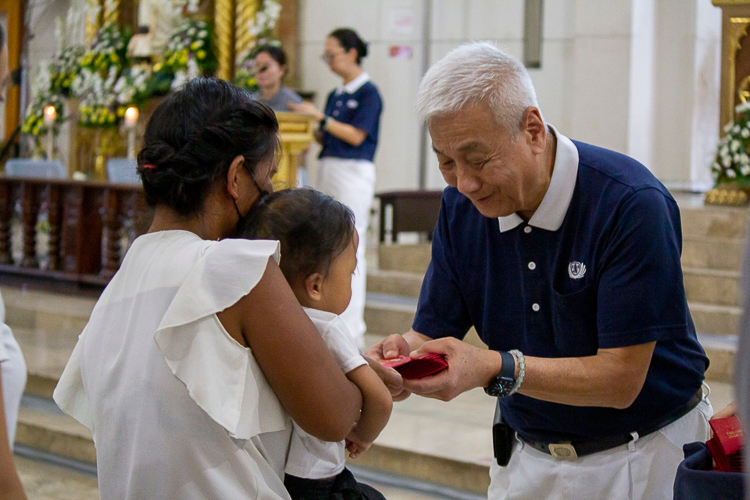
345;431;372;459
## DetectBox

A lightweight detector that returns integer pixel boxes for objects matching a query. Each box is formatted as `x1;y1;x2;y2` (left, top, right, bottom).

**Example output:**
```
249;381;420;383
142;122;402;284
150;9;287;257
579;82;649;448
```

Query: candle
125;107;139;159
124;107;139;128
43;106;56;160
43;105;56;126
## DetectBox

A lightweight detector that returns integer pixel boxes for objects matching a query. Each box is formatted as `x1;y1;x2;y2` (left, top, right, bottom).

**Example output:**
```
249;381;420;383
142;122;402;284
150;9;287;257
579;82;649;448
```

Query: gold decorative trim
235;0;259;66
727;17;750;124
713;0;750;6
215;0;235;81
103;0;120;26
705;187;750;205
85;0;104;43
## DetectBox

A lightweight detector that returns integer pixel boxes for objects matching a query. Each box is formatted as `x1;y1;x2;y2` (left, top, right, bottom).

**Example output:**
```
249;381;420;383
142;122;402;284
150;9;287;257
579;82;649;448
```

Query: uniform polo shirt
319;72;383;162
413;126;709;443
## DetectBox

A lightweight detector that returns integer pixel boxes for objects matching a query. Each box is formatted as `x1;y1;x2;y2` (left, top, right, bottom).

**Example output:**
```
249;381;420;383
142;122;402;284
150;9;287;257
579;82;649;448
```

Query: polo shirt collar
498;124;579;233
335;72;370;95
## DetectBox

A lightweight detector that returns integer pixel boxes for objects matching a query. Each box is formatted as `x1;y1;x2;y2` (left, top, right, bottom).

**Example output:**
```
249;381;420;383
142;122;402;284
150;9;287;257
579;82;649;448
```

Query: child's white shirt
284;307;368;479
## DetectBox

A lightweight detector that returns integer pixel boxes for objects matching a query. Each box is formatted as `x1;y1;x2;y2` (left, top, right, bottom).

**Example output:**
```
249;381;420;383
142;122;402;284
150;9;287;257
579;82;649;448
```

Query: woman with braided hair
53;79;385;499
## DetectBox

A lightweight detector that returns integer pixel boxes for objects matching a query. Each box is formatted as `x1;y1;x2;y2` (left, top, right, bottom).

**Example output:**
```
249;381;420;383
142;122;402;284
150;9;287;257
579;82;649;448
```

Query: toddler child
244;188;393;500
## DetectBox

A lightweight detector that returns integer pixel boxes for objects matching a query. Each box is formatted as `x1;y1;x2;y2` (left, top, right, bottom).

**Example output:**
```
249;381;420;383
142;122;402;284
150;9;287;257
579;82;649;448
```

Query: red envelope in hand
381;353;448;380
707;416;744;472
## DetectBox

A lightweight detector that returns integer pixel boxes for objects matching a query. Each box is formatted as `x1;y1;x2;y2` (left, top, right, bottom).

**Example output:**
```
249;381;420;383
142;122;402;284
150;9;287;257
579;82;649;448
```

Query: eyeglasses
321;51;344;64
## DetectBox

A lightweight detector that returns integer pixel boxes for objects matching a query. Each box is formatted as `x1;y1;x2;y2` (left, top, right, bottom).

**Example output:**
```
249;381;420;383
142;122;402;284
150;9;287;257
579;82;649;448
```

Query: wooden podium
274;112;314;189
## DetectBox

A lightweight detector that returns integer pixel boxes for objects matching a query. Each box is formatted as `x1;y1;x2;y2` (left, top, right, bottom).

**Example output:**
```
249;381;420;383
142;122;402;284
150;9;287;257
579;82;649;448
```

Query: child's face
316;232;358;316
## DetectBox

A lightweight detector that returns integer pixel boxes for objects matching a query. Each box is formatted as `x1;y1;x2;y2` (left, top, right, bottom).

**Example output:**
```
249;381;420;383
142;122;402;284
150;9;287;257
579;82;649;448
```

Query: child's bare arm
345;364;393;445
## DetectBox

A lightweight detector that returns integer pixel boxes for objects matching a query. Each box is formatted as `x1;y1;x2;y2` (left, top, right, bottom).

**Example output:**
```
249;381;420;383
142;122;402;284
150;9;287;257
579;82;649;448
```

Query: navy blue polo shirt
319;73;382;162
413;133;709;444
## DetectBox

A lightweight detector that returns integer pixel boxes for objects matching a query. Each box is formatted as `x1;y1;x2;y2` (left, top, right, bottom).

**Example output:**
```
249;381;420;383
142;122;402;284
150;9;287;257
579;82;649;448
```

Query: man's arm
399;335;655;409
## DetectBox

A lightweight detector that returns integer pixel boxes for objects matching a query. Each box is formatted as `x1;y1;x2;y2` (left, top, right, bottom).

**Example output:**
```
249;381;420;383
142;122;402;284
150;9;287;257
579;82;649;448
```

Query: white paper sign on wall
385;6;417;38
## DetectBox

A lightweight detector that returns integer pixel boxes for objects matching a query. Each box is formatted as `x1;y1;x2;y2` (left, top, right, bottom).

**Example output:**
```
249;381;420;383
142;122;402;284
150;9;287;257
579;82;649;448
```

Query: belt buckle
548;443;578;461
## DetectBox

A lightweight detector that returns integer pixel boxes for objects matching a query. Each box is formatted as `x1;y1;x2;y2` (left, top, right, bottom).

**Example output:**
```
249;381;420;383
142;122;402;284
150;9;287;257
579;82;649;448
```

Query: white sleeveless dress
54;231;293;499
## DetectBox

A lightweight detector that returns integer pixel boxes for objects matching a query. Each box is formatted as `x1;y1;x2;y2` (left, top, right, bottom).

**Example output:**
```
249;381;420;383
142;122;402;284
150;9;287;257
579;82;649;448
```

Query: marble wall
299;0;723;191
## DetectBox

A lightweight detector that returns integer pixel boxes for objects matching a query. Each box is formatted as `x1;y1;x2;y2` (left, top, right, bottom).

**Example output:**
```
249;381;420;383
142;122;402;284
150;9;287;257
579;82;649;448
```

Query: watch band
319;115;329;131
484;351;516;397
499;350;515;380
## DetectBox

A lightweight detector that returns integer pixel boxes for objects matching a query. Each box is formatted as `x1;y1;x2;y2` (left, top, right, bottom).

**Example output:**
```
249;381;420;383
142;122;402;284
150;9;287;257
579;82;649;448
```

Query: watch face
486;376;515;397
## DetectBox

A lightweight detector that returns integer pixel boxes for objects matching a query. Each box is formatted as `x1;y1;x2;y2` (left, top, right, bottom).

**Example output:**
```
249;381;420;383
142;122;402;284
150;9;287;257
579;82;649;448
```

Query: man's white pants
316;157;376;347
488;397;713;500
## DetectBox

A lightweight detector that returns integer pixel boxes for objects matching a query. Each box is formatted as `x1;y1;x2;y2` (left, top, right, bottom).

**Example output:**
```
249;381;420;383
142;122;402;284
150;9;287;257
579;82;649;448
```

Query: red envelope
381;353;448;379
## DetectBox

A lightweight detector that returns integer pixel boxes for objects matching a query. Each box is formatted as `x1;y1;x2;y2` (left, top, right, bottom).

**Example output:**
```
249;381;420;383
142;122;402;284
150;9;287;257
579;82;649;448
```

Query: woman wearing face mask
289;28;382;347
251;45;303;112
53;79;370;500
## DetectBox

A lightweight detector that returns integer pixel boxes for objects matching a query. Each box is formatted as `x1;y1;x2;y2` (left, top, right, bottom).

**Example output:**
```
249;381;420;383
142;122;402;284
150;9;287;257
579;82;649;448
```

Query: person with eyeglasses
290;28;383;348
251;45;303;112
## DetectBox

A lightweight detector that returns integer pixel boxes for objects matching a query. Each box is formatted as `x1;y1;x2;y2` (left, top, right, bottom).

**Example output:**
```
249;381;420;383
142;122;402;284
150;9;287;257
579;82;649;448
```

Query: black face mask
234;174;270;237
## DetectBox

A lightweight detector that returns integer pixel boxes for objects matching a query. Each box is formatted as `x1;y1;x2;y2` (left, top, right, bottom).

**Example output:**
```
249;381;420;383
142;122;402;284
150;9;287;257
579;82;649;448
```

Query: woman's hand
288;101;324;121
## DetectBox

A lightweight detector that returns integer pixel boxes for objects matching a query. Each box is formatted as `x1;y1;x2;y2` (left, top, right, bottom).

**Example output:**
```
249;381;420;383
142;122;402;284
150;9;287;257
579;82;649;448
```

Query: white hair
416;42;541;134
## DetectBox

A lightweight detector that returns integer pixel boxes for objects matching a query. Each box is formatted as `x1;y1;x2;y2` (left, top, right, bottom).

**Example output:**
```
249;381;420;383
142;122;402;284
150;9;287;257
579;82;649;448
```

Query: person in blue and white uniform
290;28;383;347
367;42;712;500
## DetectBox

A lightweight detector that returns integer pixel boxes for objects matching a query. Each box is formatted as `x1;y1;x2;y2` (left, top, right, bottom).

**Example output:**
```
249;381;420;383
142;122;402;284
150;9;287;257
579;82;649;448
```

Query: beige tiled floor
15;457;99;500
14;456;444;500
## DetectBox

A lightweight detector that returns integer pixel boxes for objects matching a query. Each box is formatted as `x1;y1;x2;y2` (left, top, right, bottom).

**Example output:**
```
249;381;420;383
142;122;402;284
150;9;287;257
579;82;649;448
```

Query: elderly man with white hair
367;42;712;499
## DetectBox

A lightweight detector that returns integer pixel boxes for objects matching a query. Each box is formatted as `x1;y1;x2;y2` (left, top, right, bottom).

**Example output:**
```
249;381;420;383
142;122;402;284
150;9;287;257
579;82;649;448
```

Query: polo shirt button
532;303;540;312
528;262;536;270
524;226;532;234
333;110;340;117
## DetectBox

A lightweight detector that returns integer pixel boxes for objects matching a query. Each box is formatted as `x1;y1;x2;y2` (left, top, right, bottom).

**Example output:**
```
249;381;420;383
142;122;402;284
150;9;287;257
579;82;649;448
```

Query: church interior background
0;0;746;498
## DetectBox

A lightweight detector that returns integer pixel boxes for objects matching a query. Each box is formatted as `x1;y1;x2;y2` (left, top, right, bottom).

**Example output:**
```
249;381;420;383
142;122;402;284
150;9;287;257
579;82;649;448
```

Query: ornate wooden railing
0;176;151;287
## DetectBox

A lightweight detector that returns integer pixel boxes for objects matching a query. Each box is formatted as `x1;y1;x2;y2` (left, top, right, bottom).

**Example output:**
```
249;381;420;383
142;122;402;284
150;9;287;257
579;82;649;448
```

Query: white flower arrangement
712;101;750;186
114;65;152;105
171;58;200;91
249;0;281;37
21;62;65;136
73;67;123;126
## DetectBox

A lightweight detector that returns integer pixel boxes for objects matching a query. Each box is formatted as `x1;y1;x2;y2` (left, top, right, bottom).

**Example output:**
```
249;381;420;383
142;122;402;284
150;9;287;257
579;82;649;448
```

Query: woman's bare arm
0;372;27;500
218;259;362;442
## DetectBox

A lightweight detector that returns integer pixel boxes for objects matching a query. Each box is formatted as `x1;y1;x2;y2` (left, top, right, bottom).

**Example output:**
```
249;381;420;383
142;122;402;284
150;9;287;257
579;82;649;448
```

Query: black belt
523;389;704;459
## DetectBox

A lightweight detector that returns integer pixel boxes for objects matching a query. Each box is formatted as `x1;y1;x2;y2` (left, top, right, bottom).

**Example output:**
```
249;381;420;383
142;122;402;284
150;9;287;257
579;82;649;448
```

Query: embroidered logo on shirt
568;261;586;279
347;99;359;109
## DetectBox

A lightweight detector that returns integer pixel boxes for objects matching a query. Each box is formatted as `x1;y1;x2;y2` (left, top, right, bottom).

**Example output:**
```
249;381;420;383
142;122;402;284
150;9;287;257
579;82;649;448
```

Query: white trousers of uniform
316;157;376;347
488;397;713;500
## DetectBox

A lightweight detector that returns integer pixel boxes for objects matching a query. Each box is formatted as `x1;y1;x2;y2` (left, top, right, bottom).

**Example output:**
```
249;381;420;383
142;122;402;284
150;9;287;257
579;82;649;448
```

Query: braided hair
137;78;279;216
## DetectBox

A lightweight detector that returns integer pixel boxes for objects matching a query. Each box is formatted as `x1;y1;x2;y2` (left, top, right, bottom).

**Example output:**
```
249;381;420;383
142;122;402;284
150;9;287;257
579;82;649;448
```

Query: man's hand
402;337;502;402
